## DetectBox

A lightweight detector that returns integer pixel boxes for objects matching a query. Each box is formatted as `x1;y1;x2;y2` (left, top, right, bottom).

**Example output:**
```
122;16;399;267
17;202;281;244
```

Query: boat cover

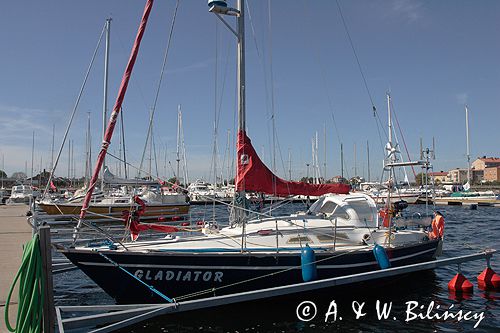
236;130;350;196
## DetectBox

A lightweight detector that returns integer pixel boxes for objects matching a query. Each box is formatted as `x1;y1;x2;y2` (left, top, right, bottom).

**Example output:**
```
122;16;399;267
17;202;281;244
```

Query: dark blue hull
62;240;439;304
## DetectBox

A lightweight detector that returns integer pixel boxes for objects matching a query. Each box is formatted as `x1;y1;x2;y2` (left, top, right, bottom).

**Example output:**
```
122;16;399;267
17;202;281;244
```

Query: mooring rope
96;251;174;303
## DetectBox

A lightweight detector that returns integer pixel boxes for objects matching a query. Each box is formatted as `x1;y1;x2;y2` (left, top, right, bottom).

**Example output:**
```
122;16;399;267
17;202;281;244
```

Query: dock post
39;226;55;333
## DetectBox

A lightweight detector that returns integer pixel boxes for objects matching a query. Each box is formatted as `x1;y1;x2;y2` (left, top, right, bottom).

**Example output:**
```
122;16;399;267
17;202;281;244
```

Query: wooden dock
0;204;32;333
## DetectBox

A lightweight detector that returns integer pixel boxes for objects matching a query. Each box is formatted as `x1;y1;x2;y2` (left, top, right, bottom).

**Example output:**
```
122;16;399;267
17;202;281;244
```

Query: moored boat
59;0;443;306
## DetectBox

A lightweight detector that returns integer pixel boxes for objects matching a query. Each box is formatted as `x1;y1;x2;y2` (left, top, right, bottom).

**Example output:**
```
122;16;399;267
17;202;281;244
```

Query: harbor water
52;203;500;332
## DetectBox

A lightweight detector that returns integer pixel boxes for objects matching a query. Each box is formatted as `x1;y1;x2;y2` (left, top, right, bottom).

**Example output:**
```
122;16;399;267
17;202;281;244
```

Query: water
52;203;500;332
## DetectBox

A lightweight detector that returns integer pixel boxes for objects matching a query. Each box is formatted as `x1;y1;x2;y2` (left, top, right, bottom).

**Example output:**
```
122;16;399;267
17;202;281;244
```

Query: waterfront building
484;166;500;182
429;171;448;184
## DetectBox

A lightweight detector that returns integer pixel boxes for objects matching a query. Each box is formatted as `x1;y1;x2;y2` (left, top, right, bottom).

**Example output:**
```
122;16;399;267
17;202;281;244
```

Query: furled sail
236;131;350;196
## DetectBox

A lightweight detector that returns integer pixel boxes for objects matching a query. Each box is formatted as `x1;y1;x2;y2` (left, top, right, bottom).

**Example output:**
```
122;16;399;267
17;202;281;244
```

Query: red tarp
236;130;350;196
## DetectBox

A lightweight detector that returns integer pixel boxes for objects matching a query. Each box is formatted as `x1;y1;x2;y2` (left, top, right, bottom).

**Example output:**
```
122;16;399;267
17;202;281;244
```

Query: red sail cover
236;130;350;196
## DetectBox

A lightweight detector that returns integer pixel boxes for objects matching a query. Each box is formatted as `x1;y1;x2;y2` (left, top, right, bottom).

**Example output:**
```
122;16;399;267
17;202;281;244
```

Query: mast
71;139;74;186
181;111;189;185
315;131;320;183
226;129;231;184
176;105;181;183
51;124;55;171
340;143;344;179
101;18;111;190
209;0;246;246
366;140;370;182
465;105;471;184
67;138;71;180
288;148;292;181
323;124;327;182
31;131;34;188
74;0;155;242
311;137;315;183
149;115;153;179
236;0;245;133
387;93;394;161
1;154;4;189
85;113;91;184
354;142;357;178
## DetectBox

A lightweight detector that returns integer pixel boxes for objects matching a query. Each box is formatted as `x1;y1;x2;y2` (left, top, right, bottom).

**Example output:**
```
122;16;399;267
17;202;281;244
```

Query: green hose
4;234;45;333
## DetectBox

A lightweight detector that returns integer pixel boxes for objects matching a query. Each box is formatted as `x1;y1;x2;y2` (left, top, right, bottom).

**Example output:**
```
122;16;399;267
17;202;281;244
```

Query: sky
0;0;499;184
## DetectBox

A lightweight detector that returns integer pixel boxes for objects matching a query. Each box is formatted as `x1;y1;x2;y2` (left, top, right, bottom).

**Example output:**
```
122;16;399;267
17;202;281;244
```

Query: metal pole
354;142;357;178
1;153;4;189
340;143;344;179
387;93;392;152
31;131;35;188
237;0;245;133
323;124;327;182
236;0;246;245
465;105;471;184
102;18;111;189
51;124;55;171
288;148;292;181
176;105;181;183
367;140;370;182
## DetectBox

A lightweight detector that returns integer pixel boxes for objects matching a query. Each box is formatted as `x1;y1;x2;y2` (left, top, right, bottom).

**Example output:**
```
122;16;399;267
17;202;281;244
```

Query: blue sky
0;0;499;183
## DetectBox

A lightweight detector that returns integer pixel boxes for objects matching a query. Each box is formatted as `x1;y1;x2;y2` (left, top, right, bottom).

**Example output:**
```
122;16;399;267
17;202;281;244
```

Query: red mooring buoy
477;267;500;290
448;273;474;292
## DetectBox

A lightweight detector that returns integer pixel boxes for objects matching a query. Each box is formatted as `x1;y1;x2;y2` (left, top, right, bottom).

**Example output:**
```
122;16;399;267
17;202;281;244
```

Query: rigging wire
42;22;106;198
334;0;388;158
138;0;180;177
390;98;418;179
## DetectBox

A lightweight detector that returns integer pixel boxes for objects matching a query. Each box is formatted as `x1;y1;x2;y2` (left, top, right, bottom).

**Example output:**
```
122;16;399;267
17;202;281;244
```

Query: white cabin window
348;200;375;223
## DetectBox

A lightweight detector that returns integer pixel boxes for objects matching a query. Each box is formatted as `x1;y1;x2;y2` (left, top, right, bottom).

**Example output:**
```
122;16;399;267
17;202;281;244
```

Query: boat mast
1;153;4;189
465;105;471;185
366;140;370;182
208;0;245;243
85;113;91;185
288;148;292;181
74;0;155;242
51;124;55;171
340;143;344;179
353;142;357;178
387;93;395;162
102;18;111;190
31;131;34;188
323;124;327;182
176;104;181;184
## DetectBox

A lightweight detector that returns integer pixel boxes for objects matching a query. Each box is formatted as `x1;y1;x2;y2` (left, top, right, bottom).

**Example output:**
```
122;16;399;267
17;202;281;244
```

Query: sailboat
60;0;442;304
434;105;500;206
37;18;190;220
364;93;421;205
